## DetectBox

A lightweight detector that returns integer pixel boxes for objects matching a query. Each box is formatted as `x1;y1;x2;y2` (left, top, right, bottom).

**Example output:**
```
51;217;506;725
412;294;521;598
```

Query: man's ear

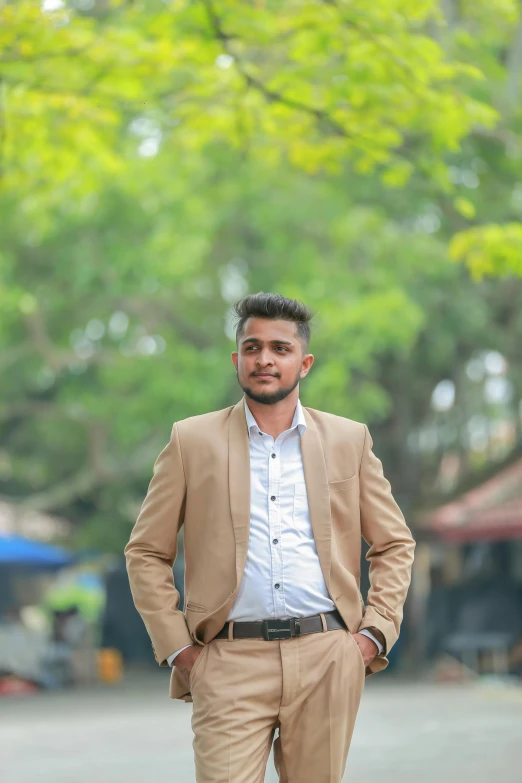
300;353;314;378
231;351;238;371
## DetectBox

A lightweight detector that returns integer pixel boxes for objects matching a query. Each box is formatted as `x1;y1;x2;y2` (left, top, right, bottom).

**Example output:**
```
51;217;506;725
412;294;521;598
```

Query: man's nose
256;350;274;366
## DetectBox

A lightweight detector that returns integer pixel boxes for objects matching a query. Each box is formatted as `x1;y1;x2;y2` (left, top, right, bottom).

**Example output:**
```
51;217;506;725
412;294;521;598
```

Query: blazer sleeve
357;424;415;656
124;423;193;665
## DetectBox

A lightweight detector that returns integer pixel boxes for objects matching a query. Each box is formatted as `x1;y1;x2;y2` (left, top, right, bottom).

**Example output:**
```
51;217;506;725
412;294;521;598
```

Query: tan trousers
190;626;366;783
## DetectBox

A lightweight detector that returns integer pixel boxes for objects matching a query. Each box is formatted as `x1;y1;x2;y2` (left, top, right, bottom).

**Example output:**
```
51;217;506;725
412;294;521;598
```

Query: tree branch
0;401;88;421
120;296;215;350
15;465;99;513
23;306;123;371
0;46;91;65
10;433;167;513
200;0;352;139
0;342;33;372
506;0;522;109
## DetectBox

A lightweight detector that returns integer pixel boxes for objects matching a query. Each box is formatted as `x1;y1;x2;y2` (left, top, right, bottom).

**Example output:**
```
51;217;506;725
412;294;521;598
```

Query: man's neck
245;393;299;440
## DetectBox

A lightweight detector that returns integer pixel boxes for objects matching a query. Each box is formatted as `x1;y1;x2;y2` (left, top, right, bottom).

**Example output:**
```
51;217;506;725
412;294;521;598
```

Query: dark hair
233;293;313;349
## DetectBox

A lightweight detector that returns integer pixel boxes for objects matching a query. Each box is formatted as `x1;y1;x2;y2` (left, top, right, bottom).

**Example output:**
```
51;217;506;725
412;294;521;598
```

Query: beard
238;368;301;405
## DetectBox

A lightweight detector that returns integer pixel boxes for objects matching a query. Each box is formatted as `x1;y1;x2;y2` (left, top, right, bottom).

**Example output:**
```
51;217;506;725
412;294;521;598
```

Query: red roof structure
426;456;522;543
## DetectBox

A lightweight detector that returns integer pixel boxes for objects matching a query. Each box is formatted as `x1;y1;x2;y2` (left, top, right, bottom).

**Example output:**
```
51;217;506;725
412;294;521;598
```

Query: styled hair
233;293;313;349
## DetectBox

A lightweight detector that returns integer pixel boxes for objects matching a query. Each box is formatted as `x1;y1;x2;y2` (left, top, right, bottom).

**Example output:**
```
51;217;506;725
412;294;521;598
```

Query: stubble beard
238;368;301;405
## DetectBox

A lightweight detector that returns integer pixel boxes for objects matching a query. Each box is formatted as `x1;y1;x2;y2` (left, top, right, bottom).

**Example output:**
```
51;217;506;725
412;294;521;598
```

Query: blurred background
1;0;521;781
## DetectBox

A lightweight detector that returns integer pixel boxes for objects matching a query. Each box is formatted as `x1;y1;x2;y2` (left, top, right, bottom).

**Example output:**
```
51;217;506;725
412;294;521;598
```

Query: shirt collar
243;398;307;438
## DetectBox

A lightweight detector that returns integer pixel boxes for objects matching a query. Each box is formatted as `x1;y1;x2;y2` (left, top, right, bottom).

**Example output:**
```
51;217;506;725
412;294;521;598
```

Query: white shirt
168;399;382;665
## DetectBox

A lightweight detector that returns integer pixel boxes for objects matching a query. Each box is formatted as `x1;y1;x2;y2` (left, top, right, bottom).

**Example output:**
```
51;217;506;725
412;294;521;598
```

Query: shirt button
270;495;276;501
272;539;278;545
271;453;276;459
274;583;280;589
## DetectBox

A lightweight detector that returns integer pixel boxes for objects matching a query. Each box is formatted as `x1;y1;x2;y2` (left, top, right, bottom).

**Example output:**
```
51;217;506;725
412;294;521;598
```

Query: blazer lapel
301;407;332;590
228;399;251;586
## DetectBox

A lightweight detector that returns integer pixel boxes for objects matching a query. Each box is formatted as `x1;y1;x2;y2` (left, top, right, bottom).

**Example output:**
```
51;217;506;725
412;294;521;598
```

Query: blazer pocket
186;600;207;613
328;475;357;492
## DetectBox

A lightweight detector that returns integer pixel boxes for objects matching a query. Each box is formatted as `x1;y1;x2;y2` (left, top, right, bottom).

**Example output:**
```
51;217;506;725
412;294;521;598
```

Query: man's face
231;318;314;405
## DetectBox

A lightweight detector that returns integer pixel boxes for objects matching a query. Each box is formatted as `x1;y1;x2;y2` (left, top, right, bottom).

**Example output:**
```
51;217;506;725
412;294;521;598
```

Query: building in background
412;453;522;676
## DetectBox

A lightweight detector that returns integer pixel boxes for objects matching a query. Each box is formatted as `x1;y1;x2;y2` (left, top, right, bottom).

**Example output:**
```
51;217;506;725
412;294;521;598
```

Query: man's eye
275;346;288;352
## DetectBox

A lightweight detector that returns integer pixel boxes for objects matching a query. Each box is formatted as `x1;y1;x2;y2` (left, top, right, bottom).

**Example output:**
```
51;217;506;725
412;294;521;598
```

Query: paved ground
1;670;522;783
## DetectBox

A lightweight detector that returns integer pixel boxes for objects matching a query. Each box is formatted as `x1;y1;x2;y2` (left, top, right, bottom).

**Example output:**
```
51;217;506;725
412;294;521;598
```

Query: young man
125;293;415;783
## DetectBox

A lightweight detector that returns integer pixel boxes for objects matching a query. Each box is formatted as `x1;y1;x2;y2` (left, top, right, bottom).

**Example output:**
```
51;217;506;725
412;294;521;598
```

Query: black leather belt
214;609;346;641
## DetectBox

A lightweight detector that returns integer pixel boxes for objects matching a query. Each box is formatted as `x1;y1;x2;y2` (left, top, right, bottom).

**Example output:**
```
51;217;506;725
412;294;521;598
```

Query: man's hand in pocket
175;645;203;688
352;633;378;667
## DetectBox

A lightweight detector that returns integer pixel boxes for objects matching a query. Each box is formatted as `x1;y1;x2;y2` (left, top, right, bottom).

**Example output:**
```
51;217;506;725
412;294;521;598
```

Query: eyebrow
241;338;294;347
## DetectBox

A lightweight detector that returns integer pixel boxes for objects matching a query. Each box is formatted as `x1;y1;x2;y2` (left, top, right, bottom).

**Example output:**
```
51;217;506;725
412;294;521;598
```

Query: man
125;293;415;783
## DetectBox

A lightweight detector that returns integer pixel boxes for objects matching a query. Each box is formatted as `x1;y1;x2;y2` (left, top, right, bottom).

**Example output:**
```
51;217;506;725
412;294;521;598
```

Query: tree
1;1;521;550
0;1;496;206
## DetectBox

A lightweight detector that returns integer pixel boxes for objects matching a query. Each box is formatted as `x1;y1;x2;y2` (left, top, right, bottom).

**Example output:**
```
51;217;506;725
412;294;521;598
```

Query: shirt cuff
167;644;193;667
358;629;384;655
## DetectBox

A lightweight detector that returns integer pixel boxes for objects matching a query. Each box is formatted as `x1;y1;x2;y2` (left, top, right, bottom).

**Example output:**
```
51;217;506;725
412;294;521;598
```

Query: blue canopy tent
0;535;73;570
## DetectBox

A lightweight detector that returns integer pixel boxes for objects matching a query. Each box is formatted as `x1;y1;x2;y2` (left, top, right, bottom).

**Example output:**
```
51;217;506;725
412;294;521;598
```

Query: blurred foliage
450;223;522;278
0;0;497;205
0;0;521;550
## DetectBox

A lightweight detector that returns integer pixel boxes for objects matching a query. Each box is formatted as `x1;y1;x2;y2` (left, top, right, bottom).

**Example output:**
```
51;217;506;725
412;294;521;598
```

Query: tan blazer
125;399;415;700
